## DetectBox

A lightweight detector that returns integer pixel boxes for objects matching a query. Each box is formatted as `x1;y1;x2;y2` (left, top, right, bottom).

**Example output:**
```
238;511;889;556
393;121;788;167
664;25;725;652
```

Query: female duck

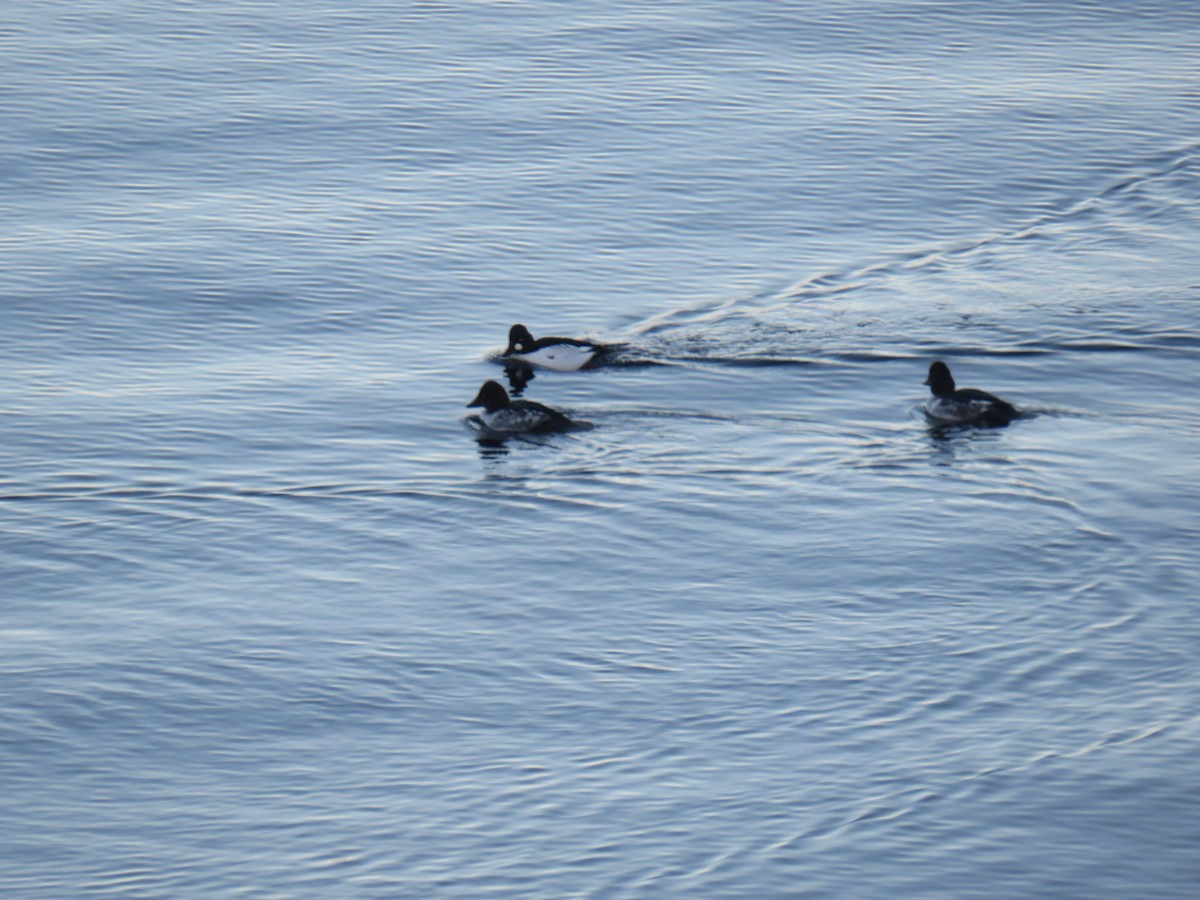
466;380;575;433
503;323;614;372
924;361;1018;426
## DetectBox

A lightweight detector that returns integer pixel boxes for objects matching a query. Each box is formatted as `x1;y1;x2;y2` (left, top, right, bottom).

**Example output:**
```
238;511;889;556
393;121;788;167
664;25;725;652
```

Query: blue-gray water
3;2;1199;897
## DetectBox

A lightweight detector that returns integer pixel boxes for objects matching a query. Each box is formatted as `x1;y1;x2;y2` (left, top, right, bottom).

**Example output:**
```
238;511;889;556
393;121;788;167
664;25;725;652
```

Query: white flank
512;343;595;371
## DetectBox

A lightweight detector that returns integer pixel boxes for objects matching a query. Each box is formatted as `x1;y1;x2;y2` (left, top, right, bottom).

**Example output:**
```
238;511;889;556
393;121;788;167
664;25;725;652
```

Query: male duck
466;380;575;433
924;361;1018;426
502;323;613;371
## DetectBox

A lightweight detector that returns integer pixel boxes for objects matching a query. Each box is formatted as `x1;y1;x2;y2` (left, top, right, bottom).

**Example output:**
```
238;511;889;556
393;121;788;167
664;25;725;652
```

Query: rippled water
3;2;1199;897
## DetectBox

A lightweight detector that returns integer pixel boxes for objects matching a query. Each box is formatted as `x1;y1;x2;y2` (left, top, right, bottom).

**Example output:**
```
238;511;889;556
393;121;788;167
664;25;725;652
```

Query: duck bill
466;389;487;408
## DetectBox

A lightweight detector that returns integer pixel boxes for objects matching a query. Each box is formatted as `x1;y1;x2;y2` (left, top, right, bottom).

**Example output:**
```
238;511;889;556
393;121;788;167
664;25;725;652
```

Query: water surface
2;1;1199;897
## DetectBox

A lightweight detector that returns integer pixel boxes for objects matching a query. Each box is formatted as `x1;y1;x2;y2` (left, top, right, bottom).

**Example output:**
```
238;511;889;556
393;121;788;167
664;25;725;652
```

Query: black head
467;380;510;413
505;324;534;354
924;361;956;396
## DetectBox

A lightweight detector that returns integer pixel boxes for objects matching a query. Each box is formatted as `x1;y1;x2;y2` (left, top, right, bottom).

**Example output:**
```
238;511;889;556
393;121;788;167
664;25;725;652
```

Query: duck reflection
924;416;1014;469
503;363;535;395
474;435;510;459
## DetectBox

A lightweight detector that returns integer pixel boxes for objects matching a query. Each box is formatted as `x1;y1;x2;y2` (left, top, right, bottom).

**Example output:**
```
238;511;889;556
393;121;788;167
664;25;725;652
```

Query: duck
466;380;575;433
502;323;614;371
924;361;1018;426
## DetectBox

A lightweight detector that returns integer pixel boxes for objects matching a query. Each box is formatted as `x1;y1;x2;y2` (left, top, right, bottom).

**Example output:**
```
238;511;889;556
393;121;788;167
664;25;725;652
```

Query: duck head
924;361;956;397
505;324;534;355
467;380;511;413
